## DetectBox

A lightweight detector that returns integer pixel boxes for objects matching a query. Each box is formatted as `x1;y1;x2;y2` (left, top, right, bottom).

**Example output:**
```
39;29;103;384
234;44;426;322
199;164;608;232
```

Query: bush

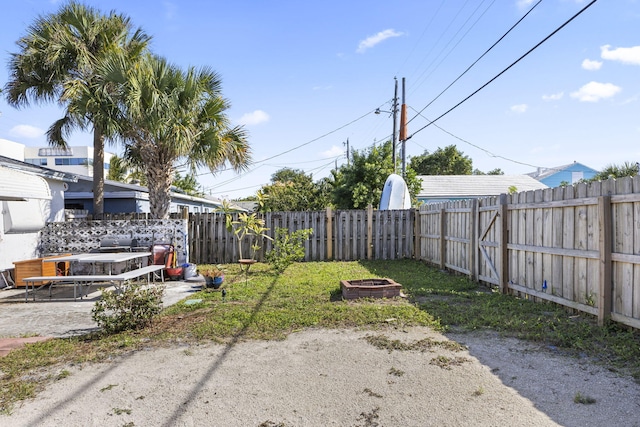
266;228;313;273
92;284;164;334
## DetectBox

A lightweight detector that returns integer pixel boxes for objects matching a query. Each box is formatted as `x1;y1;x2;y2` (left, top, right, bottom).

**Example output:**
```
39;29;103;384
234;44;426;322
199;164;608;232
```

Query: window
25;158;48;166
571;172;584;183
55;158;90;166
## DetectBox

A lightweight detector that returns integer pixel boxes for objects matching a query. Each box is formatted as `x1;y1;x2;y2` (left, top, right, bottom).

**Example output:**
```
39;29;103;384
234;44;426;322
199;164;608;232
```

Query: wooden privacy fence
417;176;640;330
188;206;415;264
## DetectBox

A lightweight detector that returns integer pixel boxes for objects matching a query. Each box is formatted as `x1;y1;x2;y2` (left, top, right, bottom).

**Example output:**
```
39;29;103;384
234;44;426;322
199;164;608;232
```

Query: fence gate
476;196;506;288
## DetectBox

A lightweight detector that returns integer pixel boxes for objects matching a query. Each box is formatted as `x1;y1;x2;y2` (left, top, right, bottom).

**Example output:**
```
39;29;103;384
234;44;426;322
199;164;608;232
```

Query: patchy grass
2;259;640;414
574;392;597;404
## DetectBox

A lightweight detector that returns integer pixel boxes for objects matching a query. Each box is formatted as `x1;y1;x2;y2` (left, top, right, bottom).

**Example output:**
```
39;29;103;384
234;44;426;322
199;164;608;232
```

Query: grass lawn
2;259;640;414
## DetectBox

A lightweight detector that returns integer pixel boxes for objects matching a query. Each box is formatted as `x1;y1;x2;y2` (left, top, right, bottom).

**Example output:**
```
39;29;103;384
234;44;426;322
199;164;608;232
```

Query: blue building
527;162;598;188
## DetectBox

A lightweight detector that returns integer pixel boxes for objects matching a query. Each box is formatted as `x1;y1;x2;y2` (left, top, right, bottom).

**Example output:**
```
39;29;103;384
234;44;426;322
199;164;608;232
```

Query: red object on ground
0;336;52;357
150;244;175;268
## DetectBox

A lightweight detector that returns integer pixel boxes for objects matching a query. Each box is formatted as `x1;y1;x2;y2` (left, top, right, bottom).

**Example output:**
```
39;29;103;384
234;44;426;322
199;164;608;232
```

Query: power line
408;0;599;140
411;0;498;97
409;0;541;126
408;106;550;170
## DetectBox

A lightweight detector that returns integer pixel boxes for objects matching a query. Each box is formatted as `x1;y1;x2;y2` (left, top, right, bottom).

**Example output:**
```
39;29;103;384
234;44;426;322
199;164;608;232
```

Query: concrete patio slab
0;277;205;357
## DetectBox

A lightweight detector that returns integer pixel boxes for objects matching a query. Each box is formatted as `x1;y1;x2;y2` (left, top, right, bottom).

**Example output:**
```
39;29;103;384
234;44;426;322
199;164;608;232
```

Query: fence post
469;199;478;282
413;208;421;260
598;195;612;326
326;206;333;260
499;194;509;293
367;204;373;259
439;207;446;270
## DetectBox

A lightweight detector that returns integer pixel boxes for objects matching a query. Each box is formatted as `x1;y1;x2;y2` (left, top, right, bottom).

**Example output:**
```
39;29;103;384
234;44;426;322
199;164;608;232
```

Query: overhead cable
409;0;541;125
407;0;599;140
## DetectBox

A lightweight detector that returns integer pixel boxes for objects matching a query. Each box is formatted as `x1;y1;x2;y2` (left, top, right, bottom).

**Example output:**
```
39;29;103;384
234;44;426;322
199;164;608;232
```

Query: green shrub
266;228;313;273
92;284;164;334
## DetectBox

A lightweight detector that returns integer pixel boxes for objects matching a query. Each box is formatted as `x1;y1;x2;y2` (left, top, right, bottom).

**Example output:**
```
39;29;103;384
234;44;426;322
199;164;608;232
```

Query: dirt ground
2;326;640;427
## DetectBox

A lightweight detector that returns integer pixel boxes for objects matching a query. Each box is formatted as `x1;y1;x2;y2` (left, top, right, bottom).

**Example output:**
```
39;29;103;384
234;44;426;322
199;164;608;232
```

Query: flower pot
165;267;183;281
205;275;224;289
212;275;224;289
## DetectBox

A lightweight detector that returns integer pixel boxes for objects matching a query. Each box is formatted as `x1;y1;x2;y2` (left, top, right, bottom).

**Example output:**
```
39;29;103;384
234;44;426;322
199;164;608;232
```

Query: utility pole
399;77;407;178
392;78;398;173
343;138;350;165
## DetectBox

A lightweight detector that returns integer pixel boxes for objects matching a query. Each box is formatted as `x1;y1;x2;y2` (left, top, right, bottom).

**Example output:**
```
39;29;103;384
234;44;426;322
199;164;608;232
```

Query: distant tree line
249;143;503;212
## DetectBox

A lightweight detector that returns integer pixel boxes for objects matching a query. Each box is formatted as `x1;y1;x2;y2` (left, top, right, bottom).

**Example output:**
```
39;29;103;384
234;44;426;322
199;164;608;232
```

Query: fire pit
340;278;402;300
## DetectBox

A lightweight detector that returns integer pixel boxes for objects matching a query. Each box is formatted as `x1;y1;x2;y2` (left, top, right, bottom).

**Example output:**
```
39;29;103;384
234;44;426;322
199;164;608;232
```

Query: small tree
266;228;313;273
232;212;272;261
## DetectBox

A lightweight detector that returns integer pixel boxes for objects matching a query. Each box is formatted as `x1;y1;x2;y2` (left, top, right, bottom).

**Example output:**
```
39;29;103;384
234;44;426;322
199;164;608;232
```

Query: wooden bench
23;265;166;302
117;265;165;283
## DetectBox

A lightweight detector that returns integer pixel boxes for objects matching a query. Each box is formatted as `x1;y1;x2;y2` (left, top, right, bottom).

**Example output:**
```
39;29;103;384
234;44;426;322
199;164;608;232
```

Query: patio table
24;252;158;302
44;252;151;275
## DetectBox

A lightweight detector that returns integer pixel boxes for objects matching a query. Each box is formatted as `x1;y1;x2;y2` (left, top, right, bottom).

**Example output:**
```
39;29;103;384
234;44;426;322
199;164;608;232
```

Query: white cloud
516;0;535;9
238;110;270;126
542;92;564;101
600;44;640;65
9;124;45;139
570;81;621;102
357;29;403;54
321;145;345;158
163;1;177;19
581;59;602;70
510;104;528;114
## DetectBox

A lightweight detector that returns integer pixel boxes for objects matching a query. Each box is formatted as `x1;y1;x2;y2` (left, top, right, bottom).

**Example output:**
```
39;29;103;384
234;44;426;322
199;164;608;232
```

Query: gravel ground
3;326;640;427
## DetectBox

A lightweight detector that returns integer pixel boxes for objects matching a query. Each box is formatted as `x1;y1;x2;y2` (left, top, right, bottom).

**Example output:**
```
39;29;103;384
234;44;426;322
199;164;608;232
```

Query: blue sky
1;0;639;199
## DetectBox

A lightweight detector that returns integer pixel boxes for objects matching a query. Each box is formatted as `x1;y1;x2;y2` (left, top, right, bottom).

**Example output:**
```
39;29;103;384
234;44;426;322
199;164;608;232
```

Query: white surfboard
379;173;411;210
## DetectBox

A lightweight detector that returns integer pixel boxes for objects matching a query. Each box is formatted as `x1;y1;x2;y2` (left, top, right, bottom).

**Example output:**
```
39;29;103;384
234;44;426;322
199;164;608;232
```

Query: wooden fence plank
598;195;612;325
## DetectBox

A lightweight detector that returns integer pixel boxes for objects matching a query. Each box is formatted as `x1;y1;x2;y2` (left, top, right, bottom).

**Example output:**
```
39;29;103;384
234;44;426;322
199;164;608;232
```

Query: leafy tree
5;1;150;215
473;168;504;175
101;54;251;219
266;228;314;273
409;145;472;175
331;141;421;209
173;172;203;196
259;168;327;211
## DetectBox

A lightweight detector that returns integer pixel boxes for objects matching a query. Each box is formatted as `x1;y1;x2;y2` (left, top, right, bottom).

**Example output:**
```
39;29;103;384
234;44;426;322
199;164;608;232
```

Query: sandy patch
2;326;639;427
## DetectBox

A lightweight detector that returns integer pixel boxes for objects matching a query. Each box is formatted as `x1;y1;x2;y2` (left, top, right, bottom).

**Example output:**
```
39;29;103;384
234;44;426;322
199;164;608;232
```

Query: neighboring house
417;175;548;204
65;175;243;215
527;162;598;188
0;155;77;271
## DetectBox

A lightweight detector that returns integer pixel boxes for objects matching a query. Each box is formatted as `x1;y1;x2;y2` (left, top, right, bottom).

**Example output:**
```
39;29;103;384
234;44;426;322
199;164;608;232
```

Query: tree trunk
147;166;173;219
141;145;173;219
92;127;105;216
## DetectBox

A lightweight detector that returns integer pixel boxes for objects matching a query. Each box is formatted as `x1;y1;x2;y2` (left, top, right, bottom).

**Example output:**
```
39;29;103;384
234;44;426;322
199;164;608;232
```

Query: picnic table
22;252;164;302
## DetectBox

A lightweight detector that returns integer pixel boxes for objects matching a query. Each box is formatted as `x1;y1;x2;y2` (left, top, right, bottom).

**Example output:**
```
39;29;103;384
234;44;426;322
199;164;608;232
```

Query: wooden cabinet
13;255;70;287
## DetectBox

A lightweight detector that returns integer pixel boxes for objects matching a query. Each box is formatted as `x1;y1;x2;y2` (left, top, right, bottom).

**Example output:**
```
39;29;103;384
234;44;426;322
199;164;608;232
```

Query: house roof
527;162;598;180
0;155;78;183
70;174;246;211
417;175;548;198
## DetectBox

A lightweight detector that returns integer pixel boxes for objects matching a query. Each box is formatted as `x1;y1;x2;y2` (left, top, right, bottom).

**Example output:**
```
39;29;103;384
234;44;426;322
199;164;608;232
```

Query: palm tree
4;1;150;215
107;155;129;182
102;54;251;219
